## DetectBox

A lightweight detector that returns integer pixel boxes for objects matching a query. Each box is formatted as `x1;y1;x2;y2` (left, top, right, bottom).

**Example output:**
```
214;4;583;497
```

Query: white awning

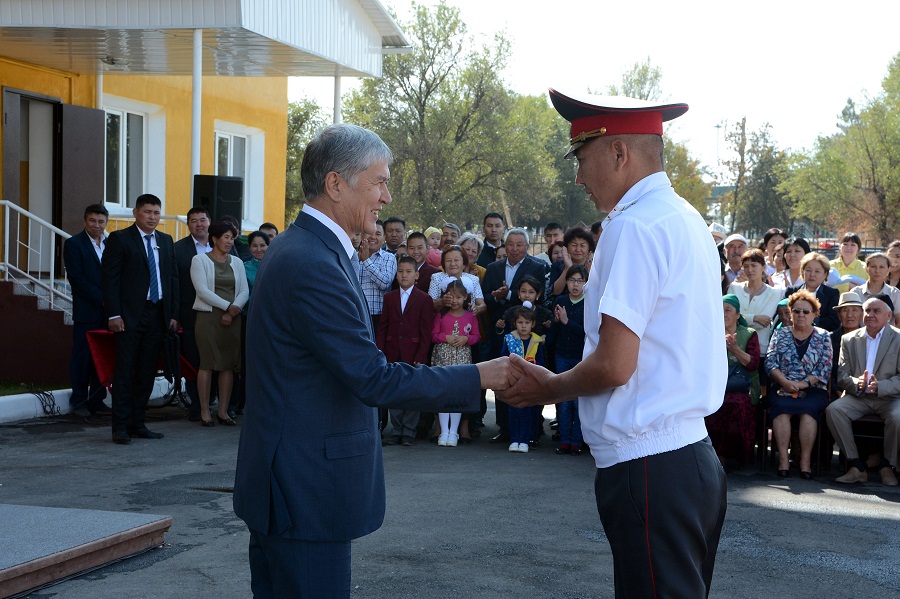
0;0;409;77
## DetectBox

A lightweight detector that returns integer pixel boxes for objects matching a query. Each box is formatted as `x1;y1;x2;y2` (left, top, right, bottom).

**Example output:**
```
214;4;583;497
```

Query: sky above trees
291;0;900;180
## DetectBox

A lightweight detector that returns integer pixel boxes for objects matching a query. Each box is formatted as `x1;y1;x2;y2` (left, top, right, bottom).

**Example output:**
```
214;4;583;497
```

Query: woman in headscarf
707;294;760;470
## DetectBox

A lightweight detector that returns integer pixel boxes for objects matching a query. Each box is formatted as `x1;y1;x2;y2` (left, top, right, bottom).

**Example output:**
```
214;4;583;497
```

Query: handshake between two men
476;354;557;408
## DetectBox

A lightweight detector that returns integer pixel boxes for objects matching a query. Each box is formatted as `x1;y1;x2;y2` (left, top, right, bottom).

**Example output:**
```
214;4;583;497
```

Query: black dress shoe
489;431;509;443
112;431;132;445
800;471;814;480
777;469;790;478
129;427;164;439
216;415;236;426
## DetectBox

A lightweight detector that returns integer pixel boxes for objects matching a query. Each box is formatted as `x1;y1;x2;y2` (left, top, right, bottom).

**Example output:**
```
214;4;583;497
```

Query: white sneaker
447;433;459;447
438;433;449;446
508;442;519;452
518;443;529;453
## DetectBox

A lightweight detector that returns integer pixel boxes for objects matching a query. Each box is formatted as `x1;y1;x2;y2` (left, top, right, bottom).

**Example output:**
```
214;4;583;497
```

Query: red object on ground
86;329;197;390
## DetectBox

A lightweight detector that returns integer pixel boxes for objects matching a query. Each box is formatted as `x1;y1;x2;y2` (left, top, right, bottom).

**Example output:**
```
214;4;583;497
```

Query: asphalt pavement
1;397;898;598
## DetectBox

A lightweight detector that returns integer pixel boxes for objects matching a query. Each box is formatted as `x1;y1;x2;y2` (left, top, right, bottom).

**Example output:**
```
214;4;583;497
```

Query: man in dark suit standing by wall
64;203;111;417
103;194;178;445
174;206;212;421
233;124;511;598
481;228;549;441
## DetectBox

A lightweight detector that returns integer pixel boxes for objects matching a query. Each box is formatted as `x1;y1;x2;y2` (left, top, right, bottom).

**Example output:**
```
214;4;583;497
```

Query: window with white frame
105;108;145;207
102;95;165;213
214;121;265;226
216;132;247;182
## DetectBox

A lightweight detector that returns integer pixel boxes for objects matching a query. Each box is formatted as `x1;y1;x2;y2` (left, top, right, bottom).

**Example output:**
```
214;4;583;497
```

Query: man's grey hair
442;223;461;235
457;232;483;254
301;124;393;201
505;228;530;246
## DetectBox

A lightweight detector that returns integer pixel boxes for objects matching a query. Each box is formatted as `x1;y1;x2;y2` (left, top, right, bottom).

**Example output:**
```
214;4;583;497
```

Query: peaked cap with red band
548;88;688;157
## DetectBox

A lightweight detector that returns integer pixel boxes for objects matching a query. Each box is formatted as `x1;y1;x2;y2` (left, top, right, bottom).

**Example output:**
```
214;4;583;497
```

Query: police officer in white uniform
500;89;728;598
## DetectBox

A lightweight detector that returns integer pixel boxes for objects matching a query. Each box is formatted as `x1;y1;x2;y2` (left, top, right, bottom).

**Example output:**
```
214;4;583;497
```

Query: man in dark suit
174;206;211;421
64;203;111;417
103;194;178;445
232;124;511;598
481;228;549;441
476;212;505;268
377;255;435;445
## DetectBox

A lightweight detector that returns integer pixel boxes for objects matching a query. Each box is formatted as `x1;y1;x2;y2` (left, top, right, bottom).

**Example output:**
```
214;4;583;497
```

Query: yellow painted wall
0;58;287;236
104;74;287;230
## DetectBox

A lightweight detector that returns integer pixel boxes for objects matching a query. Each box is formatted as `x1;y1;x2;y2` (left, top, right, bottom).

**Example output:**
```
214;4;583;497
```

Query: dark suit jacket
481;255;549;328
786;283;840;332
102;224;178;327
476;244;500;268
174;235;205;327
64;230;105;323
837;325;900;398
233;210;481;542
376;287;434;365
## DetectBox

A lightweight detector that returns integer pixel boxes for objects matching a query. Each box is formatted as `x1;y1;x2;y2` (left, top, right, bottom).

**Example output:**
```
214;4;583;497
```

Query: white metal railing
105;214;188;240
1;200;73;315
1;205;190;319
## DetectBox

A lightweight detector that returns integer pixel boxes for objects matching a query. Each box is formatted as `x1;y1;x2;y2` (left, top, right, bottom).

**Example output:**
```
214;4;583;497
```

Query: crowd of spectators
712;226;900;485
64;200;900;483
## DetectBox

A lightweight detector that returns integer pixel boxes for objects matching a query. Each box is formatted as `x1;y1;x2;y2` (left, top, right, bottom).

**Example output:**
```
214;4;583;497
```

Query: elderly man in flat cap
500;90;727;598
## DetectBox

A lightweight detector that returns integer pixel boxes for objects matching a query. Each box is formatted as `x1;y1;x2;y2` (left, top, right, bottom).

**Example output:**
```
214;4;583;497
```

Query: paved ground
1;397;898;598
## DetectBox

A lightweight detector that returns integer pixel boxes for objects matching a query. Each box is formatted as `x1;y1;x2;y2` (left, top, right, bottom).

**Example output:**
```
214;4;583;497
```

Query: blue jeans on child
555;355;582;447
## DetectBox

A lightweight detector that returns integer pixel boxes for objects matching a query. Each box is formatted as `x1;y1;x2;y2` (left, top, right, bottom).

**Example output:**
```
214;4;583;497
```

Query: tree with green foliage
779;53;900;244
719;121;794;236
343;1;559;230
719;117;748;230
285;98;328;225
606;57;663;101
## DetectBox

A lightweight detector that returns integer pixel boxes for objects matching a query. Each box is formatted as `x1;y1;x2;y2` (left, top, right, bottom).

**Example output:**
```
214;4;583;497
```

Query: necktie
145;234;160;302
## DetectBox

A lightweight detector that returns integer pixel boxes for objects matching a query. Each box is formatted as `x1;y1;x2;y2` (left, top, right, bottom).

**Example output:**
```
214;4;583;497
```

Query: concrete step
0;504;173;598
11;278;73;315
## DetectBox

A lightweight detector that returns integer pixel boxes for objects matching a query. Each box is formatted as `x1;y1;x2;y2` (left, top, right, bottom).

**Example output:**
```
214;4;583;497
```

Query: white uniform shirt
580;172;727;468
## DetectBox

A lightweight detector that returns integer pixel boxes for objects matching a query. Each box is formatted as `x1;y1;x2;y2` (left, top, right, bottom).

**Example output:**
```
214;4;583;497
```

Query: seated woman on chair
765;289;833;480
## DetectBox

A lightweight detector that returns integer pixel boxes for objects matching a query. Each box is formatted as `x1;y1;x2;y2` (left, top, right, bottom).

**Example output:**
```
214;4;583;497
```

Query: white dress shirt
193;236;212;255
89;233;106;262
399;286;412;314
865;326;885;378
581;172;726;468
504;260;522;300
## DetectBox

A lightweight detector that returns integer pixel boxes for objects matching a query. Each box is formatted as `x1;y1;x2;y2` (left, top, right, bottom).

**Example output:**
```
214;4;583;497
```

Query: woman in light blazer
190;220;249;426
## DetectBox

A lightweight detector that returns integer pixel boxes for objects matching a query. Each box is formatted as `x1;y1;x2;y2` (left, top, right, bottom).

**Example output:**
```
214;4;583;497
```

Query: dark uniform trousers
595;437;727;599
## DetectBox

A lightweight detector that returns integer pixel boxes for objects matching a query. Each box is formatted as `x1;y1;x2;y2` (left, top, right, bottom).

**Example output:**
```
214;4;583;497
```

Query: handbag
725;363;752;393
